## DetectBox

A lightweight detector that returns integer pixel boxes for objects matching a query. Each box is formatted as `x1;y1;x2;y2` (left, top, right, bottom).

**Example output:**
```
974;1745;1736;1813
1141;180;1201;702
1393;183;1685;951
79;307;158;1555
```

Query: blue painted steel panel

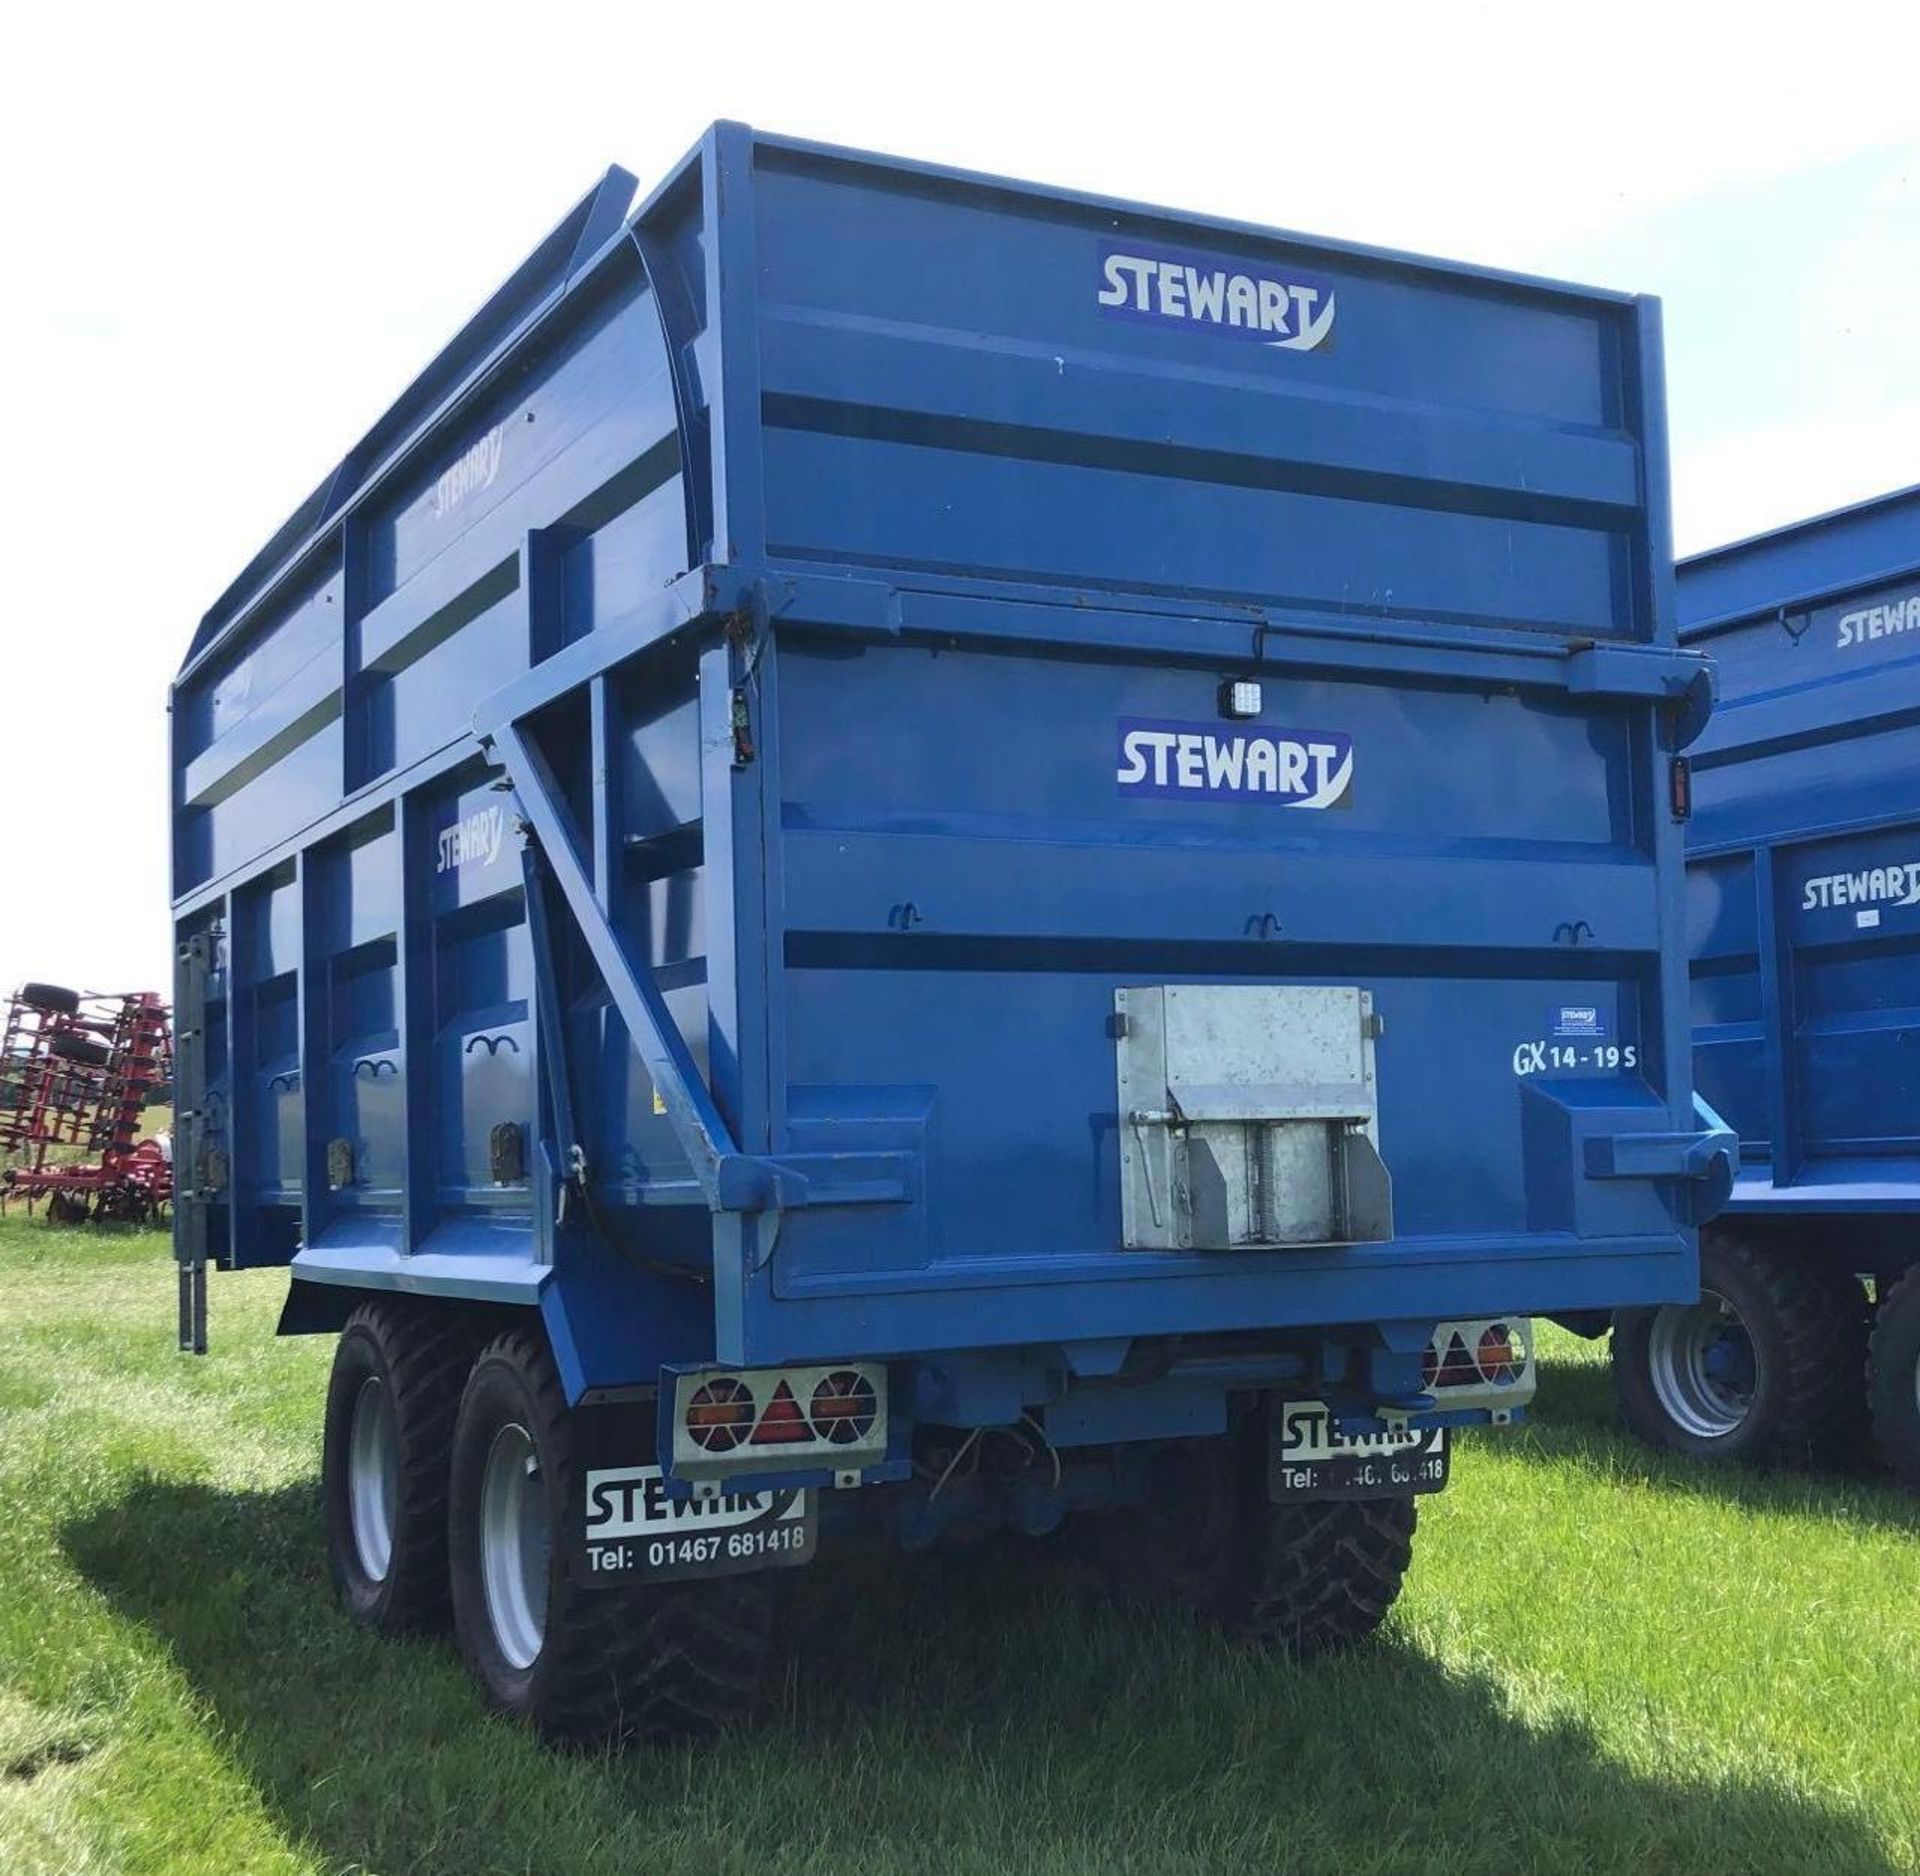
173;124;1726;1393
1680;483;1920;1211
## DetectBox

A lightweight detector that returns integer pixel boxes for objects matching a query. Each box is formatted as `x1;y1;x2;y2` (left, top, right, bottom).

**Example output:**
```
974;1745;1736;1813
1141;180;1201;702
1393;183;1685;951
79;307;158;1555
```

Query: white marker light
1219;679;1263;720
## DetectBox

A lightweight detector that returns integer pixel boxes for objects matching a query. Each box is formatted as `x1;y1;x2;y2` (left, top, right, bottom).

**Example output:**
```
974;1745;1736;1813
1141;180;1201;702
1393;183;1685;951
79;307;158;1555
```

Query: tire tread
454;1327;774;1747
351;1299;473;1629
1243;1497;1416;1659
19;982;80;1015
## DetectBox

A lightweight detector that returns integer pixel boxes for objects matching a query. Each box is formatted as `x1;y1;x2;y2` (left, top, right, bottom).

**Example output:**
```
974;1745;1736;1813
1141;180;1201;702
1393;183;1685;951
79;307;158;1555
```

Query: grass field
1;1218;1916;1875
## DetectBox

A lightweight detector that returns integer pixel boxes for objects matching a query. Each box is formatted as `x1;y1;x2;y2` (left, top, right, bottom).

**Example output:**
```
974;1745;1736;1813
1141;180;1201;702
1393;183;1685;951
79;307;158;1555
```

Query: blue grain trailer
1615;484;1920;1485
169;124;1733;1742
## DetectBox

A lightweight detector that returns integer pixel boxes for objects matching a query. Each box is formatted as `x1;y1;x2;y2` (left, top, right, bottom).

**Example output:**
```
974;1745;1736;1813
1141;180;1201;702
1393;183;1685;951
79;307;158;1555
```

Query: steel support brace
491;717;738;1201
486;715;910;1221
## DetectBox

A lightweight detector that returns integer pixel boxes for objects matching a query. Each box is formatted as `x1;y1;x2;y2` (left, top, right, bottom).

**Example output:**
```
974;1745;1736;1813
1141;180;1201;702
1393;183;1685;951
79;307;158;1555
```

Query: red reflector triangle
750;1379;811;1444
1437;1332;1475;1385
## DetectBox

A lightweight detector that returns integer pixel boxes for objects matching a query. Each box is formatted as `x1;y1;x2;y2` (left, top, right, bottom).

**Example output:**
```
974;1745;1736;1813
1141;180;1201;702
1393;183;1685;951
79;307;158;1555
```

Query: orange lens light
685;1376;755;1451
809;1370;878;1444
1476;1323;1521;1385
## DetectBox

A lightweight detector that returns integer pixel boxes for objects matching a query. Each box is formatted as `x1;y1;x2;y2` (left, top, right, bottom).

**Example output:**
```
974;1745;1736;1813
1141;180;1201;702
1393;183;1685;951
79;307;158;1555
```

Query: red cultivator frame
0;983;173;1223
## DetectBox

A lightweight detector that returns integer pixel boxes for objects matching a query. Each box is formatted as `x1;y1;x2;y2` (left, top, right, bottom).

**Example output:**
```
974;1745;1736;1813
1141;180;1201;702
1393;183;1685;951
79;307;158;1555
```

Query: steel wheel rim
347;1375;399;1582
479;1421;549;1670
1647;1289;1757;1439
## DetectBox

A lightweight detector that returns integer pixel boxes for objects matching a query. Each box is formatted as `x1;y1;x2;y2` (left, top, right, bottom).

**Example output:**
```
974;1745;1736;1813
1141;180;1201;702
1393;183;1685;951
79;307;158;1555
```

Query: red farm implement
0;983;173;1224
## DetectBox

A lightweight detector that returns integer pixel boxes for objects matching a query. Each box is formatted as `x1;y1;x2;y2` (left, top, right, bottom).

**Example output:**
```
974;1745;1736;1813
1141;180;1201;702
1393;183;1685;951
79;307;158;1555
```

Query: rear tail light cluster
1420;1317;1536;1406
674;1362;888;1476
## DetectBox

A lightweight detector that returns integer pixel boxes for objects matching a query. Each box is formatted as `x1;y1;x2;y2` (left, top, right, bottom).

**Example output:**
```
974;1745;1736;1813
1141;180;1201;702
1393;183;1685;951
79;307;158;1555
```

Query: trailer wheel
18;983;80;1015
448;1327;775;1747
1869;1266;1920;1489
1612;1233;1865;1466
1240;1496;1417;1659
1094;1436;1413;1657
322;1300;473;1634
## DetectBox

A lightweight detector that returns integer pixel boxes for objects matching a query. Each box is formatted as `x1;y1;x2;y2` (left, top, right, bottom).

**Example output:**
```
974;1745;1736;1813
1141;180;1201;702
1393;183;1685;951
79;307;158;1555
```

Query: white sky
3;2;1916;994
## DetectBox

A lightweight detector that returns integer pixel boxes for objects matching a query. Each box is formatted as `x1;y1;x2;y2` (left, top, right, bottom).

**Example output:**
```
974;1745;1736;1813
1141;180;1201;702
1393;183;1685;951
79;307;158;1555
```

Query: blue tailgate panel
751;146;1636;633
172;126;1715;1384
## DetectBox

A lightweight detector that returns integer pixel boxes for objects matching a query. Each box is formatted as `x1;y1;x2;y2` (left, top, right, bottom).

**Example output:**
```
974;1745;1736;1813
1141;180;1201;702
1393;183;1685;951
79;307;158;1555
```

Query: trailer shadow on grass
1520;1352;1920;1533
63;1477;1901;1876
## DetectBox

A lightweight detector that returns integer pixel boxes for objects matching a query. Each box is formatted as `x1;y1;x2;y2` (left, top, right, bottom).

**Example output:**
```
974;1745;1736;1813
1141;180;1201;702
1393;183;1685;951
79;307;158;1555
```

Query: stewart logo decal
1836;590;1920;650
436;805;506;875
1801;860;1920;913
431;424;505;522
1097;244;1337;351
1116;719;1353;807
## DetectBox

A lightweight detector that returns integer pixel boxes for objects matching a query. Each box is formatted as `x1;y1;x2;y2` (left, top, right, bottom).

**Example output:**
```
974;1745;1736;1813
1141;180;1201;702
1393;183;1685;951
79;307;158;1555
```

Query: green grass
1;1215;1916;1875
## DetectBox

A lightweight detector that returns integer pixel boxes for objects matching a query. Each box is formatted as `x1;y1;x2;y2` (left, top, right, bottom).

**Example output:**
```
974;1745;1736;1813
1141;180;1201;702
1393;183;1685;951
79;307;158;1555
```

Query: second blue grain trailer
169;124;1734;1743
1615;484;1920;1484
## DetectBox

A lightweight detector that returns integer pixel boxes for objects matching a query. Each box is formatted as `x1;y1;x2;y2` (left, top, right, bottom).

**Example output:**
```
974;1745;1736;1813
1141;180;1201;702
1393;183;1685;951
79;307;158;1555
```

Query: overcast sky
3;3;1916;995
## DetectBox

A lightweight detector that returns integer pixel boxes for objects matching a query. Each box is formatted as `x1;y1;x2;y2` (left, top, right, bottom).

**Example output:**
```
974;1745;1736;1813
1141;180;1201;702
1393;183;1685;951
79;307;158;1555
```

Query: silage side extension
168;125;1733;1743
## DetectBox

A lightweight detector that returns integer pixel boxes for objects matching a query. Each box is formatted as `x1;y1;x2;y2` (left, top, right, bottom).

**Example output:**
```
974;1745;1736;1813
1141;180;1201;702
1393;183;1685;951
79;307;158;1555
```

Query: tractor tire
19;983;79;1015
1869;1266;1920;1490
448;1326;775;1747
322;1299;474;1634
49;1035;111;1069
1093;1429;1414;1658
1613;1233;1866;1466
1240;1496;1417;1659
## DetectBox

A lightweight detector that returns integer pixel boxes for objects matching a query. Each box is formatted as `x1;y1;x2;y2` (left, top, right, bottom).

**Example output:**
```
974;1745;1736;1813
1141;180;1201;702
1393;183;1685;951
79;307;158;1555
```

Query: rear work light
672;1361;889;1481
